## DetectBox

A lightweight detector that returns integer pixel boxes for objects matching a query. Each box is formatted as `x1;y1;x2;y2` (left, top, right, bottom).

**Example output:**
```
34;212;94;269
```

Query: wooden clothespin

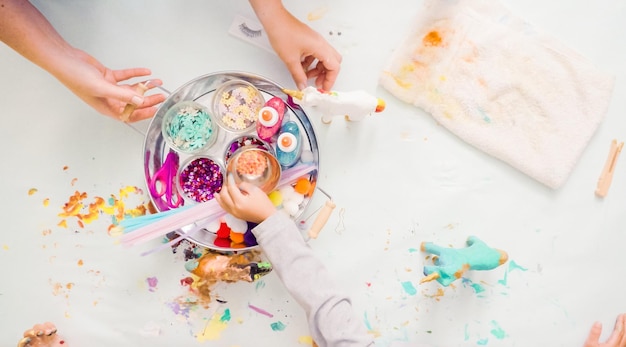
595;139;623;198
120;81;151;122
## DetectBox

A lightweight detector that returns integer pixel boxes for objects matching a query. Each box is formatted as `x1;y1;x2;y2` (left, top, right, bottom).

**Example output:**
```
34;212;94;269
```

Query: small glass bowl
224;135;273;164
162;100;218;154
177;155;224;203
212;79;265;133
226;147;281;194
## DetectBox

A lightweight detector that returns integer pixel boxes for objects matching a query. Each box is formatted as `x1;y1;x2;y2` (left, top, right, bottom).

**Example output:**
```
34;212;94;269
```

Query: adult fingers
605;314;626;345
111;67;152;83
125;106;159;123
584;321;602;346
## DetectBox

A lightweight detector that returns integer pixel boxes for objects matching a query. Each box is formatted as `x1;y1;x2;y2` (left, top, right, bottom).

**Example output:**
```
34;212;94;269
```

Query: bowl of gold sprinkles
162;100;218;154
212;79;265;133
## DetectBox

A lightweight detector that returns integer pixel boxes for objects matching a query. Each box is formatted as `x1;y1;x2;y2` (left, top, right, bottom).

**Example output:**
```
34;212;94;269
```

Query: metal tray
143;71;320;251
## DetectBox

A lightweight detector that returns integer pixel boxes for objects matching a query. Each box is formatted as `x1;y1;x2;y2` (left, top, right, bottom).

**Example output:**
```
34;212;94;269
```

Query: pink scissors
149;151;184;209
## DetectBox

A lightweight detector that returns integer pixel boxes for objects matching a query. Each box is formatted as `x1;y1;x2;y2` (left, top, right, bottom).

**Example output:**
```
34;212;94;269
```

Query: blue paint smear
464;324;470;341
401;281;417;296
408;248;419;253
477;338;489;345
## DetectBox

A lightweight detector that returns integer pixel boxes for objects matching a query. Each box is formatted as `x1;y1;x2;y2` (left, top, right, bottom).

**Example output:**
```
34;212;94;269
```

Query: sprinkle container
224;135;272;164
226;147;281;194
177;156;224;203
161;100;218;154
212;79;265;133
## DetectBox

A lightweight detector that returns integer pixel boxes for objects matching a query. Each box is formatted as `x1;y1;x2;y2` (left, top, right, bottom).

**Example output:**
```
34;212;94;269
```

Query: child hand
249;0;341;91
215;175;276;224
18;322;65;347
269;16;342;91
584;314;626;347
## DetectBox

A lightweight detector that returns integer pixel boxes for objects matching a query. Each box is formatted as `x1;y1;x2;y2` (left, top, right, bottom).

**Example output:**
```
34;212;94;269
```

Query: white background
1;1;624;346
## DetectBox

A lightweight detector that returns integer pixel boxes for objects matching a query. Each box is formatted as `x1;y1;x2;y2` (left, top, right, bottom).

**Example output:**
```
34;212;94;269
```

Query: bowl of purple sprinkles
177;156;224;203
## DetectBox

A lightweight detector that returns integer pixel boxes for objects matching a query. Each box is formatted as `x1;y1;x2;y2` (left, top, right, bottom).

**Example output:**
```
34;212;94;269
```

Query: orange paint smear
423;31;443;47
57;186;151;231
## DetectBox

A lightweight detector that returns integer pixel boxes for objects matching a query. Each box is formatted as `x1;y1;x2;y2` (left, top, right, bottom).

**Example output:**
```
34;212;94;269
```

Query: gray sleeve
253;211;374;347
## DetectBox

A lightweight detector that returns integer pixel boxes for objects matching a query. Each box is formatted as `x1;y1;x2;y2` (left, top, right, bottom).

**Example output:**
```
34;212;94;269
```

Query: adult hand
0;0;166;122
249;0;342;91
215;175;276;224
54;49;166;122
584;314;626;347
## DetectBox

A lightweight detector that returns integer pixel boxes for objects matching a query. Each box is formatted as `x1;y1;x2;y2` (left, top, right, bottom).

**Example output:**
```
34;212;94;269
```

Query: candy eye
258;107;279;127
278;133;298;153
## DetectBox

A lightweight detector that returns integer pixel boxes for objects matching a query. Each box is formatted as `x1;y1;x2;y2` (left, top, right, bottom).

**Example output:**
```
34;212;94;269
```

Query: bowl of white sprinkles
212;79;264;133
161;100;218;154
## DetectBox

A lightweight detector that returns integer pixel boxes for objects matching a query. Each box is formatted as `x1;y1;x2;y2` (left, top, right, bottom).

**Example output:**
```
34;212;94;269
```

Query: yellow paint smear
298;336;314;345
196;313;229;341
306;6;328;21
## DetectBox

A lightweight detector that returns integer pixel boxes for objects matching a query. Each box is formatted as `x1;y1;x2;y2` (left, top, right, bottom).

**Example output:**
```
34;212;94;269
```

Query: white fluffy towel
379;0;615;189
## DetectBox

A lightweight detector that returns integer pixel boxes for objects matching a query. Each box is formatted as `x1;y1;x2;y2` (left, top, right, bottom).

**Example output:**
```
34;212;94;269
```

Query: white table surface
1;1;625;346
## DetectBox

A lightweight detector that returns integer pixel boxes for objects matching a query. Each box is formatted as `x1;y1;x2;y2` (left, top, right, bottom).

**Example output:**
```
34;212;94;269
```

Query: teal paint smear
471;283;485;294
497;268;508;286
477;338;489;345
490;320;506;339
270;321;286;331
498;259;527;286
220;309;231;323
364;312;373;331
464;324;470;341
461;278;485;295
509;260;527;272
255;280;266;291
401;281;417;296
477;108;491;123
408;248;419;253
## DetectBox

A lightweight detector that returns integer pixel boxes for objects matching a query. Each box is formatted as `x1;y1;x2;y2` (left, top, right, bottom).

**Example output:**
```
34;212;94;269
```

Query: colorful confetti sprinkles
215;81;264;131
178;157;223;203
163;101;216;153
224;136;270;163
235;149;268;177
